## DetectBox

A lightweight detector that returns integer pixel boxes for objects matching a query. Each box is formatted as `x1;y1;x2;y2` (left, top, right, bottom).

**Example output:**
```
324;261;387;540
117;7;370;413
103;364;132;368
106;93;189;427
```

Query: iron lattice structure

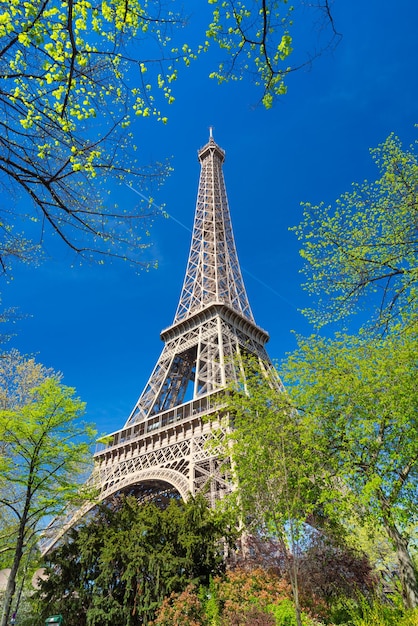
41;133;281;555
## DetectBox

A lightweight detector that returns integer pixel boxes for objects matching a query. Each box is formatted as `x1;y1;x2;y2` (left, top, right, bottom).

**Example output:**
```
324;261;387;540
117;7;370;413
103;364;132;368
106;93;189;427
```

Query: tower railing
94;391;224;456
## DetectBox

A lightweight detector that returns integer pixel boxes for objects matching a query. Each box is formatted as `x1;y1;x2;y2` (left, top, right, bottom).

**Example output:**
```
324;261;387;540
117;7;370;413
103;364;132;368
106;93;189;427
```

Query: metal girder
174;137;254;323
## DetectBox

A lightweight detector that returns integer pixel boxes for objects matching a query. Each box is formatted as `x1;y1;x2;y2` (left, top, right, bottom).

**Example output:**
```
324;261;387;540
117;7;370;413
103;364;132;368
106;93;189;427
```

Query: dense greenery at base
29;495;232;626
10;495;414;626
153;568;418;626
156;583;418;626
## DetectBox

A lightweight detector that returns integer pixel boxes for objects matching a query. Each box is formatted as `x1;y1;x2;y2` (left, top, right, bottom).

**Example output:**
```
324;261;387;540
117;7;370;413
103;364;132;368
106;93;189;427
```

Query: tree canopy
294;132;418;331
0;0;185;274
218;355;328;626
282;326;418;608
288;129;418;607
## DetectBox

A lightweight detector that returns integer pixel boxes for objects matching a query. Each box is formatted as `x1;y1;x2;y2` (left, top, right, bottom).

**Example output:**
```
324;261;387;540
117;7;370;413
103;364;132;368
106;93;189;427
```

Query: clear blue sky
2;0;417;436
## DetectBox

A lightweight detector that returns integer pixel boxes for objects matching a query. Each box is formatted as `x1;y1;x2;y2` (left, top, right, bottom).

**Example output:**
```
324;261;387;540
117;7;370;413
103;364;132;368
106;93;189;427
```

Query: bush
153;567;327;626
350;602;418;626
152;584;204;626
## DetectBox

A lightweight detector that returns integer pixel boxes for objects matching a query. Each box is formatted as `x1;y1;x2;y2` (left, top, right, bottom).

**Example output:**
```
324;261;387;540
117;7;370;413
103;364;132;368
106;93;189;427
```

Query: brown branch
0;0;50;60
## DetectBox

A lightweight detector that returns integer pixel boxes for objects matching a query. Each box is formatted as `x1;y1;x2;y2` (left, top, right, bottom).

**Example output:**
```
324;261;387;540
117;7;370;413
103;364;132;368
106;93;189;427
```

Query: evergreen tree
35;495;232;625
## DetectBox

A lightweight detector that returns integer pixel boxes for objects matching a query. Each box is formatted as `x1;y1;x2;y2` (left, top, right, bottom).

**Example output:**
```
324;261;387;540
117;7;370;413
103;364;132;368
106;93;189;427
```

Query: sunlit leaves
281;326;418;606
220;355;324;544
283;328;418;520
0;0;194;271
206;0;293;106
205;0;340;108
0;350;96;626
294;132;418;330
1;0;187;131
0;0;340;270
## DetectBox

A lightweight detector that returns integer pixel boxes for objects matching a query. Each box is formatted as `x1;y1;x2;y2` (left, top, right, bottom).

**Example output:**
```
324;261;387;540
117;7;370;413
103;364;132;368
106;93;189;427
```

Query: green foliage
348;600;418;626
289;126;418;606
214;354;330;626
1;378;94;508
205;0;340;108
154;582;418;626
168;597;418;626
294;132;418;330
269;598;306;625
282;326;418;608
0;348;52;409
220;356;324;541
341;516;398;581
283;328;418;534
202;577;221;625
0;0;197;272
35;495;231;625
0;352;94;547
206;0;293;107
0;350;95;626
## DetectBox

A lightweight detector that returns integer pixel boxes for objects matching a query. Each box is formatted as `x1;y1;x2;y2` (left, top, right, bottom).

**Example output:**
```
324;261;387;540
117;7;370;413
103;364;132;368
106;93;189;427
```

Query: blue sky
2;0;417;436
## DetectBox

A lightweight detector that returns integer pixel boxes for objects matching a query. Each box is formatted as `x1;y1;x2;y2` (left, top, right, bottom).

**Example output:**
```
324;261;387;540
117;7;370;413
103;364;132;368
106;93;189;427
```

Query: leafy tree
0;348;52;410
294;132;418;331
0;351;95;626
289;127;418;606
0;350;51;563
218;356;327;626
282;326;418;609
340;514;400;590
0;0;339;275
34;494;232;625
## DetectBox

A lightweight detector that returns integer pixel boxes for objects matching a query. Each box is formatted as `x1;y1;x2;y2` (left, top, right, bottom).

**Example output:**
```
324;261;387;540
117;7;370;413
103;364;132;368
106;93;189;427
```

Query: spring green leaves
206;0;294;107
294;133;418;330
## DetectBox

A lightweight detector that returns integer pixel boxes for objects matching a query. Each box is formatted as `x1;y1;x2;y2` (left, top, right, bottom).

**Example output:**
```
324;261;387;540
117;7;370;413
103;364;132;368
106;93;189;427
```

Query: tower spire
174;135;254;323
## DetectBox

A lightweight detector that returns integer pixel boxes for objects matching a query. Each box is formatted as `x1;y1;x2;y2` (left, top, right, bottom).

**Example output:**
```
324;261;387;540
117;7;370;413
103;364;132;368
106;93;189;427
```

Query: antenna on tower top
209;125;214;139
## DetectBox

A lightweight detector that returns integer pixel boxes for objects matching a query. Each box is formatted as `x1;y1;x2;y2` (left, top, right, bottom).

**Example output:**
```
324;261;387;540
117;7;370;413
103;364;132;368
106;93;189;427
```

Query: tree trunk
288;557;303;626
383;517;418;609
1;482;32;626
0;542;22;626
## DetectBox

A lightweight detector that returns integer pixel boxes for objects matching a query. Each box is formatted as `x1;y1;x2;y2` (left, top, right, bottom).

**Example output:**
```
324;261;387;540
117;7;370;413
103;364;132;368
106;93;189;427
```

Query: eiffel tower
41;131;279;554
